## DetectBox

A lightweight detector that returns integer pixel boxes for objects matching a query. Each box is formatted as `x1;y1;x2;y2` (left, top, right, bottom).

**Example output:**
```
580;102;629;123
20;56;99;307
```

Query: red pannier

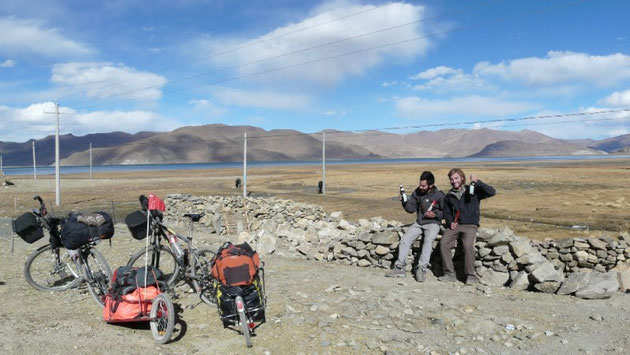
211;242;260;287
103;266;163;322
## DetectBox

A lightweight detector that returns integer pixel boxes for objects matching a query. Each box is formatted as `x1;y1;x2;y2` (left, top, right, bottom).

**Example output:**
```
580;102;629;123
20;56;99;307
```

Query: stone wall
163;194;629;299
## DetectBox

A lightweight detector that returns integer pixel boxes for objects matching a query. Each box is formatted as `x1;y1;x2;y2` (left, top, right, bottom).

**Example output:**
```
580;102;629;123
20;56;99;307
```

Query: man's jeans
393;222;440;272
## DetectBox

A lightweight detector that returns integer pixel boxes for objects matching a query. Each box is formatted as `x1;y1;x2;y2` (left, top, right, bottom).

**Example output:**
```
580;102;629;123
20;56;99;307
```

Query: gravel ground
1;225;630;354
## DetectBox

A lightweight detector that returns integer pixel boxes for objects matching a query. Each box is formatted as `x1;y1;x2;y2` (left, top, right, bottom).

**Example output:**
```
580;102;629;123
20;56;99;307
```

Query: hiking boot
438;273;457;282
385;268;405;278
414;269;426;283
466;275;481;285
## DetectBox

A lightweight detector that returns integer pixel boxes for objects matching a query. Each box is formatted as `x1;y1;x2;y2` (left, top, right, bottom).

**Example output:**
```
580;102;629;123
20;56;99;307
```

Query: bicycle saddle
183;213;205;222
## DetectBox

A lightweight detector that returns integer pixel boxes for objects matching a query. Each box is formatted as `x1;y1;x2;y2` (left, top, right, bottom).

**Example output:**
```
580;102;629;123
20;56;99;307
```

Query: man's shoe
466;275;481;285
414;268;426;283
385;268;405;278
438;273;457;282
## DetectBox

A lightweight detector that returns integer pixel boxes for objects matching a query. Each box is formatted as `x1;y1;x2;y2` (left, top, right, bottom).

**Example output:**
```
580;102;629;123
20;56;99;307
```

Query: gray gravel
1;225;630;354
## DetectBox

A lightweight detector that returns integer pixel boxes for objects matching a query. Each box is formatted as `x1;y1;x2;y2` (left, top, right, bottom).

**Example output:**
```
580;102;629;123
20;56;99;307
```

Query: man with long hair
439;168;495;284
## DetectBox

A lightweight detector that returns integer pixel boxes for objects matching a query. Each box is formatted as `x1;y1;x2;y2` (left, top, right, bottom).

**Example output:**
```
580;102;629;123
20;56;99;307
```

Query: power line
75;0;578;111
74;0;501;106
71;0;528;110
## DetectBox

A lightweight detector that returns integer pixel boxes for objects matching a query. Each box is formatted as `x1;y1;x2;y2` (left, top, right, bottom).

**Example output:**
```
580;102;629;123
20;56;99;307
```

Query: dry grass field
2;158;629;240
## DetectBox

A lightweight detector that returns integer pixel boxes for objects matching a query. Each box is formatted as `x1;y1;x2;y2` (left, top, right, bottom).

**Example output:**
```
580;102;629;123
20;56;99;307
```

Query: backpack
12;212;44;244
61;211;115;249
211;242;260;287
102;266;164;322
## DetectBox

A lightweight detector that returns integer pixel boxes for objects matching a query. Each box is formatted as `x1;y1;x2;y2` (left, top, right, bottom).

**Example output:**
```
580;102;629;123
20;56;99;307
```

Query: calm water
2;155;630;176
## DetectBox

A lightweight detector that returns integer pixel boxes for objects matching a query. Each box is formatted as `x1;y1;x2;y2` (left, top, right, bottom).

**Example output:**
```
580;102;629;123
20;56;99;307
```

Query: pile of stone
163;194;628;299
536;236;630;273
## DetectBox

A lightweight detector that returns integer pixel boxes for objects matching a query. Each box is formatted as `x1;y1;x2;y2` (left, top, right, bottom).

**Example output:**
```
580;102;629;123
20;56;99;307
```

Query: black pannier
216;276;265;325
12;212;44;244
125;211;148;240
61;211;115;249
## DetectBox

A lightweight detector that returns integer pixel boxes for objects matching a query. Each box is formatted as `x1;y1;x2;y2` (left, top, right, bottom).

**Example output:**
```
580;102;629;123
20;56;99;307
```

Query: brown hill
469;140;603;157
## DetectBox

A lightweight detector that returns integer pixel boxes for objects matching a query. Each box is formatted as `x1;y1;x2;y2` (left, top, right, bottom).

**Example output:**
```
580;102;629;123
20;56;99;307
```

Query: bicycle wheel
237;296;253;348
24;245;82;292
127;245;179;287
150;293;175;344
84;248;112;307
190;246;217;305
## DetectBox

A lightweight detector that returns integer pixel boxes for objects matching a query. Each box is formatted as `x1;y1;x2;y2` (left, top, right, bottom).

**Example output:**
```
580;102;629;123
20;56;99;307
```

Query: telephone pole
243;132;247;198
32;141;37;180
44;102;65;206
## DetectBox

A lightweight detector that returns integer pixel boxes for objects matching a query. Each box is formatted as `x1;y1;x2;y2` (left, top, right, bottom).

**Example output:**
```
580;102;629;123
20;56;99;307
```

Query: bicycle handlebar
33;195;47;216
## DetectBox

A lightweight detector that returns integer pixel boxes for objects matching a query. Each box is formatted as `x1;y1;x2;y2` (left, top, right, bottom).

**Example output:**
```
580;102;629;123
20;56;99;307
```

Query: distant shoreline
3;154;630;176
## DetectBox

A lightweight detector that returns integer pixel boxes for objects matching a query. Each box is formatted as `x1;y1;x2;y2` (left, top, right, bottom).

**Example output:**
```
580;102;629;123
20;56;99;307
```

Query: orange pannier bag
103;286;160;322
211;242;260;287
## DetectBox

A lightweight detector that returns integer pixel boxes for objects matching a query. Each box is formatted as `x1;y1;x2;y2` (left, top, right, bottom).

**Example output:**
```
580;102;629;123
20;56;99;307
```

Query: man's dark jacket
443;180;496;227
402;186;445;225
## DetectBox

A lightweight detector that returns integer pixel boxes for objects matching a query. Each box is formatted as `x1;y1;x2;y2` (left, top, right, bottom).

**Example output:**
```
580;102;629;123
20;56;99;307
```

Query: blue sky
1;0;629;142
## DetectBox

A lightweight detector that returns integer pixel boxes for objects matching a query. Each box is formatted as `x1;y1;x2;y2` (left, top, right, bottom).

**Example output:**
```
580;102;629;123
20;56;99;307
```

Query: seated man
439;168;495;285
386;171;444;282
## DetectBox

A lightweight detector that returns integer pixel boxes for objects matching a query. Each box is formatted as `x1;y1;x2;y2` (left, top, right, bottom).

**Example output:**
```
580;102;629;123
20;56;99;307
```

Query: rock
530;262;563;283
556;272;590;295
516;252;546;266
337;220;354;231
612;262;630;293
533;281;561;294
487;228;514;247
478;247;492;258
575;271;620;299
357;259;372;267
556;238;574;249
371;232;399;245
256;234;277;255
574;250;589;263
492;245;510;256
509;271;530;291
588;238;608;250
509;241;532;258
237;231;253;244
329;211;344;222
374;245;390;256
480;269;510;287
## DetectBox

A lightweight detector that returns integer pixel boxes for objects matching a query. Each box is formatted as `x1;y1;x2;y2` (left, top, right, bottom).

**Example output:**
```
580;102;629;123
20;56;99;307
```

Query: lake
2;155;630;176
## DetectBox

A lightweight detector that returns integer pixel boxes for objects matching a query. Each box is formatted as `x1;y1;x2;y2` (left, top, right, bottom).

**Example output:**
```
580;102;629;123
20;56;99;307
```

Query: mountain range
1;124;628;167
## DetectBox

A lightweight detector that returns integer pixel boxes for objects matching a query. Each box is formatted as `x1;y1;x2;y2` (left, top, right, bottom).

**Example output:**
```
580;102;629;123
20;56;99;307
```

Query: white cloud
1;59;15;68
602;90;630;106
188;99;227;116
395;95;539;119
381;81;397;87
210;86;310;110
0;17;93;57
410;66;460;80
188;2;430;86
474;51;630;87
51;62;167;100
0;102;177;142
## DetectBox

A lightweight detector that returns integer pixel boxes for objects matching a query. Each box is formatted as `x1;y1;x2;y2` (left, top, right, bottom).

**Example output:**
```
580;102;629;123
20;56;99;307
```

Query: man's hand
470;174;478;183
450;222;458;230
424;210;436;219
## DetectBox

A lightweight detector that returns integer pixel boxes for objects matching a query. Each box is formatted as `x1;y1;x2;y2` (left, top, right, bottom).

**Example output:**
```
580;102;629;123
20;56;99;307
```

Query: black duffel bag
12;212;44;243
61;211;114;249
124;210;149;240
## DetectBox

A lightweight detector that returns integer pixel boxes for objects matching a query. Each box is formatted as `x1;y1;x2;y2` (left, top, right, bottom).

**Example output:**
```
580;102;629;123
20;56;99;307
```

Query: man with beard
386;171;444;282
439;168;495;285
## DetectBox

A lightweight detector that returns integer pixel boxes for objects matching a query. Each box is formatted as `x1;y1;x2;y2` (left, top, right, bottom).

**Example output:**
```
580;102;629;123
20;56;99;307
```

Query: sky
1;0;629;143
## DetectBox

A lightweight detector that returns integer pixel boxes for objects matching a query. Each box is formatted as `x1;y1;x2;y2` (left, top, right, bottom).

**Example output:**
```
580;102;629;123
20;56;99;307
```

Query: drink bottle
469;182;475;195
168;233;185;259
400;184;408;203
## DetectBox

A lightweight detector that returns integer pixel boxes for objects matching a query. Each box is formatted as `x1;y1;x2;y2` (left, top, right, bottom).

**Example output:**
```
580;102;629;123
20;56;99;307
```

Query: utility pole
44;102;64;206
0;155;3;174
32;141;37;180
322;131;326;194
243;132;247;198
89;142;92;180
